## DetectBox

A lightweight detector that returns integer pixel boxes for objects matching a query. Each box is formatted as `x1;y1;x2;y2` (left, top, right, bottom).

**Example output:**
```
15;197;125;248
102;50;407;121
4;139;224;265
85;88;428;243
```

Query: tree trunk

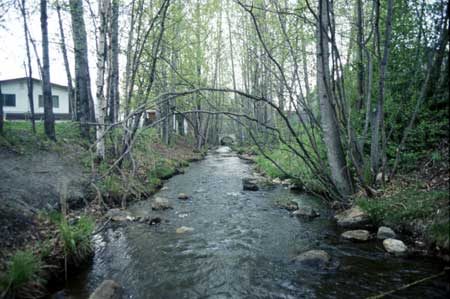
20;0;36;133
356;0;364;110
108;0;119;123
370;0;393;176
317;0;351;198
69;0;94;138
40;0;55;140
56;0;76;120
96;0;109;159
0;83;3;134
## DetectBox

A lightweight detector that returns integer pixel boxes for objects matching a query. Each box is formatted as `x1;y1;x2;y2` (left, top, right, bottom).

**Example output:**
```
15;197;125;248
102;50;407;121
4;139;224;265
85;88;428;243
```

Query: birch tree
95;0;110;159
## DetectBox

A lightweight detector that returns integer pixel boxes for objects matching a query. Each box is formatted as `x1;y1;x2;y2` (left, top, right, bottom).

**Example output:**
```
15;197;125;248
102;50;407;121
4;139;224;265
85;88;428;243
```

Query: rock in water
341;229;370;242
285;201;299;211
243;178;259;191
383;238;407;256
151;197;172;210
177;193;190;200
176;226;194;234
293;207;320;218
377;226;396;240
335;206;369;228
106;209;135;222
89;280;122;299
294;250;331;268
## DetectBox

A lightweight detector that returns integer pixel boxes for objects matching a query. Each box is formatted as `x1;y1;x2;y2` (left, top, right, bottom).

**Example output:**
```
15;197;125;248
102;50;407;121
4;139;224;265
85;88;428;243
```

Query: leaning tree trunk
69;0;94;138
95;0;109;159
56;0;76;120
40;0;55;140
317;0;351;198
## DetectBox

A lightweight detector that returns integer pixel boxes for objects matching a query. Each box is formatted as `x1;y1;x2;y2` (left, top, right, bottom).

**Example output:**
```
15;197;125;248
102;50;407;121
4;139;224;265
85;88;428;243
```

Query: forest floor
0;121;205;295
232;143;449;258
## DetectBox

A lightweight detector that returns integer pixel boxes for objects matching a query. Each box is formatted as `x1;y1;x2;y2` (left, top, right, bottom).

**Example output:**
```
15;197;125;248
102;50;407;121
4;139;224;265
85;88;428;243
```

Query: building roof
0;77;68;89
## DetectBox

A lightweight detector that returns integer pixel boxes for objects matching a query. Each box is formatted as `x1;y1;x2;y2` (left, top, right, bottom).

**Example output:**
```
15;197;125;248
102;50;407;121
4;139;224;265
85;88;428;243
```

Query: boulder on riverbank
89;280;122;299
243;178;259;191
294;250;331;268
383;238;408;256
335;206;369;228
151;197;172;210
377;226;396;240
292;207;320;218
341;229;370;242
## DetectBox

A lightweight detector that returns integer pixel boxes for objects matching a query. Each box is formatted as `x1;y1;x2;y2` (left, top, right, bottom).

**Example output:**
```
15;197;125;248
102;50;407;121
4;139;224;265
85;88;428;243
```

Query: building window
2;94;16;107
38;95;59;108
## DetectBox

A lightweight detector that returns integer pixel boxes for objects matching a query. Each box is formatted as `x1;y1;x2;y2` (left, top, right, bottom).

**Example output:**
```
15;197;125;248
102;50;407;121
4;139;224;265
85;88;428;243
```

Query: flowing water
54;147;449;298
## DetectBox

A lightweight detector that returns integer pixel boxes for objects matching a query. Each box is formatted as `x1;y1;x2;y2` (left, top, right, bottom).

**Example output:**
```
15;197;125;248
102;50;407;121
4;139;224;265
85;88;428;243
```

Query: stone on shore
335;206;369;228
294;250;331;268
151;197;172;210
272;178;282;184
377;226;396;240
89;280;122;299
383;238;407;256
293;207;320;218
176;226;194;234
341;229;370;242
243;178;259;191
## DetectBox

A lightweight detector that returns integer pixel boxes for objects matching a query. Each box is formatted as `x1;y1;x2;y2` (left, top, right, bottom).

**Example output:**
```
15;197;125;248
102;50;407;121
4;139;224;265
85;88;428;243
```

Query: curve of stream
55;147;448;298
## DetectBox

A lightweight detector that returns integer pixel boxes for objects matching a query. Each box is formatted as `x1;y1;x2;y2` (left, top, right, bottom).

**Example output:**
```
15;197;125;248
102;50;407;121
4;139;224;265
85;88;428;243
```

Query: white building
0;77;71;120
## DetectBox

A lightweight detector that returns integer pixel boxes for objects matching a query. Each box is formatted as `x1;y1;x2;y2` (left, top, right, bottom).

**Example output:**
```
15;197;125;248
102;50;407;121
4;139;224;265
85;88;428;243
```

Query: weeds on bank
56;216;94;266
0;250;46;299
357;187;449;247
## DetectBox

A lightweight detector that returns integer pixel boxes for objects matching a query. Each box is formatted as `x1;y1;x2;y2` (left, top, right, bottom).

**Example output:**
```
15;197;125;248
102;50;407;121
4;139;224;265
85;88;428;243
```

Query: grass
0;250;46;298
237;144;327;194
357;187;449;247
56;215;95;266
0;121;85;153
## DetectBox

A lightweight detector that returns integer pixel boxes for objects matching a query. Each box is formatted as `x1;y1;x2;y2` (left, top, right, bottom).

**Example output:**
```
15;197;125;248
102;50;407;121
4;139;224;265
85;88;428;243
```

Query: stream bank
0;121;205;298
233;144;449;259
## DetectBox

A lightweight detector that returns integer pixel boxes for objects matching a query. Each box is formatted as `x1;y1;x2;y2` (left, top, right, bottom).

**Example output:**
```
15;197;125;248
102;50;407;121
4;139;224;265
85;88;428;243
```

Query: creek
53;147;449;298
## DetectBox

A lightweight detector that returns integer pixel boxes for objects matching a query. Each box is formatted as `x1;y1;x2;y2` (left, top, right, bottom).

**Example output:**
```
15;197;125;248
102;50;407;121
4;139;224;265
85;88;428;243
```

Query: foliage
357;187;448;246
0;250;45;298
427;222;450;249
56;215;94;265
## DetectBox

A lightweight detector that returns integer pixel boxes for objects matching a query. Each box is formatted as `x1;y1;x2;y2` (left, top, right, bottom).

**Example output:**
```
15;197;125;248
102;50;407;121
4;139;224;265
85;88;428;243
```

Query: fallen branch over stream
365;267;449;299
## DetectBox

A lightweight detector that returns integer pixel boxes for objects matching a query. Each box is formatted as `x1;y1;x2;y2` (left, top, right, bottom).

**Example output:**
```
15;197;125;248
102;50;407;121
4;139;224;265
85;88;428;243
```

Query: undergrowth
0;250;46;299
357;187;449;248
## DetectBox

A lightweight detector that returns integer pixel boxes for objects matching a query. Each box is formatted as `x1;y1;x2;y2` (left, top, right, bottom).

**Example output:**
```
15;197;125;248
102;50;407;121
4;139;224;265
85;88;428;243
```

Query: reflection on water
54;147;449;299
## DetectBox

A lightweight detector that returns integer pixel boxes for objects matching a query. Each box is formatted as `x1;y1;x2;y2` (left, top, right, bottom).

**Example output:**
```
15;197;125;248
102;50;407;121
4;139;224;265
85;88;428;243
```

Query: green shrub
0;250;45;298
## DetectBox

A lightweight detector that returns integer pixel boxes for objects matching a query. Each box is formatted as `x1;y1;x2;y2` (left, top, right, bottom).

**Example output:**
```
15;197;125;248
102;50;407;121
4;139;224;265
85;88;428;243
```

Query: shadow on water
52;146;449;299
